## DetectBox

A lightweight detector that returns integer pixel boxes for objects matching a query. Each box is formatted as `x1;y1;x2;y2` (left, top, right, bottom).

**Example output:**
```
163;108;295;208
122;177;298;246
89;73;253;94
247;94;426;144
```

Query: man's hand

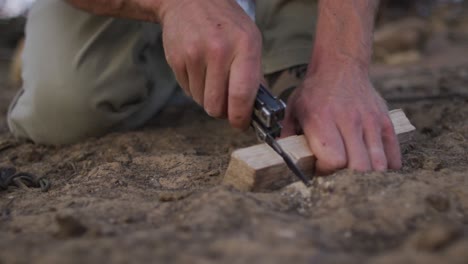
282;65;401;175
159;0;262;129
66;0;262;129
279;0;401;175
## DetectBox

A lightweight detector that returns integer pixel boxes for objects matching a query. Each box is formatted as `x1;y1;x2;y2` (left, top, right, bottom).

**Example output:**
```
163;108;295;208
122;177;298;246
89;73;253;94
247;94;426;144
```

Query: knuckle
238;28;261;49
238;31;252;45
381;116;394;131
363;114;382;134
314;107;331;122
230;87;252;102
346;110;362;128
208;39;229;57
363;112;379;125
185;44;201;61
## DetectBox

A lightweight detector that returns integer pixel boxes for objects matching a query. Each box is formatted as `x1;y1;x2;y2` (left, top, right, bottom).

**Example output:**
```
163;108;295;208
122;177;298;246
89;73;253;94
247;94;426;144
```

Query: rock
282;181;311;199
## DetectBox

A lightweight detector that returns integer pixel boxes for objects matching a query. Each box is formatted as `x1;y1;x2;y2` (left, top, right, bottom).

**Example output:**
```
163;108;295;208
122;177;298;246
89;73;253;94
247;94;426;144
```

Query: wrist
308;42;372;78
309;0;377;77
154;0;173;23
134;0;167;22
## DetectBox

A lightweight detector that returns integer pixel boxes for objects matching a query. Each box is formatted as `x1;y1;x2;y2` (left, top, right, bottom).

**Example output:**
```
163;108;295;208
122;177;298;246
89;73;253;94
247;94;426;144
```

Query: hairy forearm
65;0;164;22
310;0;380;73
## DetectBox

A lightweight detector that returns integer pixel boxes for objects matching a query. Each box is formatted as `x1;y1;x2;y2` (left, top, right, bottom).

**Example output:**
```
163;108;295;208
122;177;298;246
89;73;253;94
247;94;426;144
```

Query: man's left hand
282;65;402;175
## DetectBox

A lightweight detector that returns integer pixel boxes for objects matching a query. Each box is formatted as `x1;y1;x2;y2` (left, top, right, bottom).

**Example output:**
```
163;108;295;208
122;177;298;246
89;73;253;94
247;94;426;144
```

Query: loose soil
0;26;467;264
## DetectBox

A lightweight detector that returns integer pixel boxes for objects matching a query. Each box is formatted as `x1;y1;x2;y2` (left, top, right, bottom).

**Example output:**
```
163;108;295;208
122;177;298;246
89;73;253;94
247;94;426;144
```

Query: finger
187;58;207;107
180;68;192;97
167;56;190;97
363;120;388;171
381;116;402;170
337;113;372;172
302;114;347;175
204;60;229;118
281;95;298;137
227;49;261;130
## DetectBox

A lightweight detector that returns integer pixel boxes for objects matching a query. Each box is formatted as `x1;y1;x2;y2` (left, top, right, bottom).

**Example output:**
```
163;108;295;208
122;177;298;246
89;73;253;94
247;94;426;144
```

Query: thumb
281;100;298;138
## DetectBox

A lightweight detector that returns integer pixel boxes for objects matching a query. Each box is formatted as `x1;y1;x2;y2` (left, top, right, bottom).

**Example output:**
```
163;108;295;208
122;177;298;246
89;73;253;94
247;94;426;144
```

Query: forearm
310;0;380;73
65;0;164;22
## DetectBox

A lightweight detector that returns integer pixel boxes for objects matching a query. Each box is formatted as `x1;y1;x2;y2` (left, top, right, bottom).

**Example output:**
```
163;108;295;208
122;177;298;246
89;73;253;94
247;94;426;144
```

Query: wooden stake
223;109;416;192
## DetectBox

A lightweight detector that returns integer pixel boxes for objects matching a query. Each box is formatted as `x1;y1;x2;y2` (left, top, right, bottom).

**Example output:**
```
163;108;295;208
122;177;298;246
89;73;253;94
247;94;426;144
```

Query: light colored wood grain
223;109;416;192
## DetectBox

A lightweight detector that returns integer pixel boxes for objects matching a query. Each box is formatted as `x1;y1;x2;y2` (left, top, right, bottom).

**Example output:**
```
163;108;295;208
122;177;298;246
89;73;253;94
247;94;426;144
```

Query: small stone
283;182;311;199
322;181;335;192
113;179;128;187
316;177;325;185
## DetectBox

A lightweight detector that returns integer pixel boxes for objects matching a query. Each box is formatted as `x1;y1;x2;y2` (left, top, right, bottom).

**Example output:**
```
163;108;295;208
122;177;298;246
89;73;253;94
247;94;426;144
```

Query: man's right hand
157;0;262;129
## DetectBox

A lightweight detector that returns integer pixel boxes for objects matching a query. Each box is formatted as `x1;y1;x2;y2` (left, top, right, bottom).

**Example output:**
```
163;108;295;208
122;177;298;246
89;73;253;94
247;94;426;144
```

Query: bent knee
8;60;150;146
8;80;109;145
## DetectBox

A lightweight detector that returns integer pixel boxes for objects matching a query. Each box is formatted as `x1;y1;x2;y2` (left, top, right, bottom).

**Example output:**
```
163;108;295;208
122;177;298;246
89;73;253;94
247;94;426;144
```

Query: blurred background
374;0;468;65
1;1;468;64
0;0;467;85
0;17;23;55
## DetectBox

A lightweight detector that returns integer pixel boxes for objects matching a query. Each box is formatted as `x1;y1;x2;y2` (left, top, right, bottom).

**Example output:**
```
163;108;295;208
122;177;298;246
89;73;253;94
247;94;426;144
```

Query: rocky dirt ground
0;3;468;264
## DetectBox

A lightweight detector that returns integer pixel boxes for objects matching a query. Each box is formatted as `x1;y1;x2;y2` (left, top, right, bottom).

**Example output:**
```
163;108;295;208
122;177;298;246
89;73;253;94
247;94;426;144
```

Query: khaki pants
8;0;316;145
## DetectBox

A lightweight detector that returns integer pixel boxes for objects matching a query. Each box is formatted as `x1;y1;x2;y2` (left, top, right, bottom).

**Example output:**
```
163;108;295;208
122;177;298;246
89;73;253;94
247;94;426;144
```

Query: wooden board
223;109;416;192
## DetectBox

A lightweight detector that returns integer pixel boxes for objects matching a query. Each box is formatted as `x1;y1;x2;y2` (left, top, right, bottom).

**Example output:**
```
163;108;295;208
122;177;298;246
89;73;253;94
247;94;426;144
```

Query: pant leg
256;0;318;74
7;0;177;145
